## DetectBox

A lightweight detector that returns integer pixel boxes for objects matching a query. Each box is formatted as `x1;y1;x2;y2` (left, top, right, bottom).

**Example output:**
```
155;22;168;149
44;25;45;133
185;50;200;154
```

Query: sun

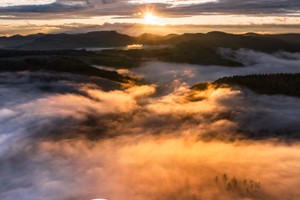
144;12;157;24
145;13;154;21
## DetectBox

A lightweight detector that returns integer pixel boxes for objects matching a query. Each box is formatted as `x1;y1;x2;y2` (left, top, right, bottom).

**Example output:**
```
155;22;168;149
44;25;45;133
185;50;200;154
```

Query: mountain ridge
0;31;300;52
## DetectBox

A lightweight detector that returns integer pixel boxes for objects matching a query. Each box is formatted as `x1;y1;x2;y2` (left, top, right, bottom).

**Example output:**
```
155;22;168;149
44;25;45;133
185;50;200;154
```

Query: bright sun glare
144;12;157;24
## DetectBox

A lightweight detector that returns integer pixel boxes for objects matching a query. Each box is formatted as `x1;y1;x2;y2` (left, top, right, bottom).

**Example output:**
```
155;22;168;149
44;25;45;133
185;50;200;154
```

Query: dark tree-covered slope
192;73;300;98
0;56;132;83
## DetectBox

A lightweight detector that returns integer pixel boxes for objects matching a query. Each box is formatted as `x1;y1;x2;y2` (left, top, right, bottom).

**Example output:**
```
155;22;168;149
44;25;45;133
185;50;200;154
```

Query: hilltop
0;31;300;52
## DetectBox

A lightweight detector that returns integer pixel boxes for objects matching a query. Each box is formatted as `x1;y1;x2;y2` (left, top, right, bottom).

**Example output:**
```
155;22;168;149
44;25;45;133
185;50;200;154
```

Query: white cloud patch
0;0;56;7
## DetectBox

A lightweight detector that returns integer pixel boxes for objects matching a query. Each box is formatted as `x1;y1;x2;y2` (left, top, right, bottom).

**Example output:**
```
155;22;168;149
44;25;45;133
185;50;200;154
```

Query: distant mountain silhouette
13;31;134;50
1;31;300;52
136;33;167;44
0;33;44;49
173;31;300;52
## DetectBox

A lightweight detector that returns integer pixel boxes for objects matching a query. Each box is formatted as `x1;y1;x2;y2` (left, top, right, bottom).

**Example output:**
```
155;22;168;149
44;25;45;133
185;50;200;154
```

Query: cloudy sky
0;0;300;35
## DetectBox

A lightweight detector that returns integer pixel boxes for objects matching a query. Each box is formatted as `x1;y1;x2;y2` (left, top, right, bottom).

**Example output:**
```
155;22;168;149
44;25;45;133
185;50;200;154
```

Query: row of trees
211;73;300;97
214;173;263;198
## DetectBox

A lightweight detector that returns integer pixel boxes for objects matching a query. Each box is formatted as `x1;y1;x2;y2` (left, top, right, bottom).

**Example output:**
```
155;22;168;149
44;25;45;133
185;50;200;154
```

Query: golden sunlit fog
1;65;300;199
0;1;300;200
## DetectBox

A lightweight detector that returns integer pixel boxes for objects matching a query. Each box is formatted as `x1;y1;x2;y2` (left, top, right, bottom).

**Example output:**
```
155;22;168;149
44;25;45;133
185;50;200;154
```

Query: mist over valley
0;31;300;200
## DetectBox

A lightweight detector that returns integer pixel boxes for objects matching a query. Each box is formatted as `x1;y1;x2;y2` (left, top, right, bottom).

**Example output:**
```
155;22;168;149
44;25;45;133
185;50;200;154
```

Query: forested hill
192;73;300;98
0;56;132;84
1;31;300;52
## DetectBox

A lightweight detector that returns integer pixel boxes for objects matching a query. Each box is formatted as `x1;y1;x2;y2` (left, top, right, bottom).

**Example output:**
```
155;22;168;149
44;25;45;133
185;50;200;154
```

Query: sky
0;0;300;35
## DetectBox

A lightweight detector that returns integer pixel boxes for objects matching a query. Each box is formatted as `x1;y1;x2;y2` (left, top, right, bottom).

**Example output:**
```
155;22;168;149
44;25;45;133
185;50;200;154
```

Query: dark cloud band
0;0;299;17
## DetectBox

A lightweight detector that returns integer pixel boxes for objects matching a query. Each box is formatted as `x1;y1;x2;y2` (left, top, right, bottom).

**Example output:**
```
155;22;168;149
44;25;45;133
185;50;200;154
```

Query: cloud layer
134;49;300;86
0;0;300;17
1;50;300;199
0;0;299;36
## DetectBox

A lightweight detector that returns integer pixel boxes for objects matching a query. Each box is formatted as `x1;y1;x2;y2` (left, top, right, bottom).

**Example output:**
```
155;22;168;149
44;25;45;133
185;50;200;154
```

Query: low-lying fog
0;49;300;200
134;49;300;86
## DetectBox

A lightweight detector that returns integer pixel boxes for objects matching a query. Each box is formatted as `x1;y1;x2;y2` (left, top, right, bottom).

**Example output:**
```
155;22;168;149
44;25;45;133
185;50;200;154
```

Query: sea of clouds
0;49;300;200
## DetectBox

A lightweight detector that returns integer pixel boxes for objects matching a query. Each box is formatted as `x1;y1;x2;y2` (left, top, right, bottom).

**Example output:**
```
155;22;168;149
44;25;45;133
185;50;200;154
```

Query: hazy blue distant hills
1;31;300;52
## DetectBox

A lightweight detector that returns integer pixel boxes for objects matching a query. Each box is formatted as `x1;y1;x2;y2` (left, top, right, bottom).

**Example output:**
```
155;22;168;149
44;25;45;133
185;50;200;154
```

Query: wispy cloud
162;0;300;15
0;0;299;35
0;0;56;7
0;0;299;16
0;0;90;12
